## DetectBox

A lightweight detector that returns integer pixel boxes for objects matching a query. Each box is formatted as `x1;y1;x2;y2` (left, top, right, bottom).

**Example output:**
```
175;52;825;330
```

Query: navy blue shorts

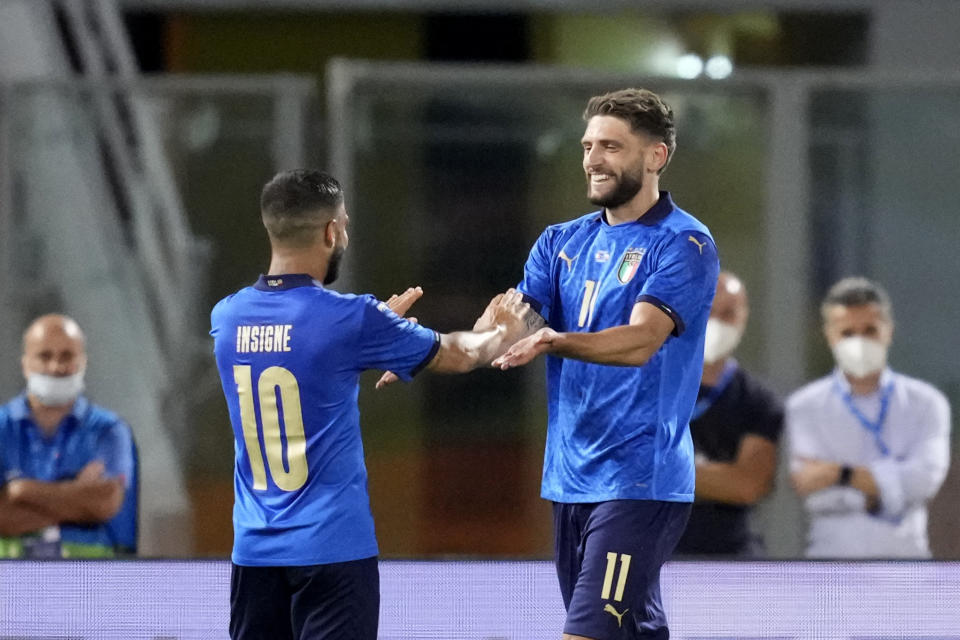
554;500;691;639
230;556;379;640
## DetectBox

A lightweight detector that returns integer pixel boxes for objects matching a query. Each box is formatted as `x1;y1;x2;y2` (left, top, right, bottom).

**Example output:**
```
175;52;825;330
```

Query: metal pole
325;59;357;291
0;85;16;396
272;79;310;171
758;79;812;559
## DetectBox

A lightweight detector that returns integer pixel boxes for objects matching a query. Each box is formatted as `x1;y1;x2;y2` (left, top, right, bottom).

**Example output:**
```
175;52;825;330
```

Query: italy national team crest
617;248;646;284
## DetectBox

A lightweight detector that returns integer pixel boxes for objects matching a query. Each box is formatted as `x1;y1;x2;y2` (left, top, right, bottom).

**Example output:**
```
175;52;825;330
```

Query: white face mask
832;336;888;378
703;318;743;364
26;370;85;406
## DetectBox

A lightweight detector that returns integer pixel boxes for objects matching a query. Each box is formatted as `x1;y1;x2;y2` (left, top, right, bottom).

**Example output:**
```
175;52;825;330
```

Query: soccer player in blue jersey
493;89;720;639
210;169;532;640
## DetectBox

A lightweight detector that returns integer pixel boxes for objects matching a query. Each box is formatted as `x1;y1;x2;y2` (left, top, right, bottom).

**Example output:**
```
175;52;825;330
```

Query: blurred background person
674;271;783;557
0;314;136;558
788;277;950;558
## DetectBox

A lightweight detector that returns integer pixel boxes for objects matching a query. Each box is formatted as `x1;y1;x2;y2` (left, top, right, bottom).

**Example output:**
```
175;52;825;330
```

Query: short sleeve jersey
518;192;719;503
210;274;440;566
675;365;784;555
0;395;135;556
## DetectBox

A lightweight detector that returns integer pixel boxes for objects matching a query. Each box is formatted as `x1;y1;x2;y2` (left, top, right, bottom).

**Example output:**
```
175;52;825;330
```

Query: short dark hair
821;277;893;322
260;170;344;246
583;88;676;174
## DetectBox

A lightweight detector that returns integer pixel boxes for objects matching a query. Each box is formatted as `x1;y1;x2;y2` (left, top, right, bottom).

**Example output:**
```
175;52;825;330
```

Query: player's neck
701;358;729;386
604;180;660;226
844;371;883;396
267;247;330;284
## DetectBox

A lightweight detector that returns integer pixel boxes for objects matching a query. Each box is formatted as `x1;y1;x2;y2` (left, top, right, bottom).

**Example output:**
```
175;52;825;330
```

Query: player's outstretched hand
492;326;559;370
376;287;423;390
376;313;420;390
386;286;423;318
490;289;532;336
473;292;505;332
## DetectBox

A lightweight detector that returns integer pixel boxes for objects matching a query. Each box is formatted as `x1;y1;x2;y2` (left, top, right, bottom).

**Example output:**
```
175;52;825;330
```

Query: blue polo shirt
0;394;135;557
518;192;719;503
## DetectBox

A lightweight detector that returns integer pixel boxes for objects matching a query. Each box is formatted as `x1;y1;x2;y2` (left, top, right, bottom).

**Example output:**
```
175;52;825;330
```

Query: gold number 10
233;365;309;492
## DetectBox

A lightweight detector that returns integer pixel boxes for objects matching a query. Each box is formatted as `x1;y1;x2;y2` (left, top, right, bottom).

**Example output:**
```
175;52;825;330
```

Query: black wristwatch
837;465;853;486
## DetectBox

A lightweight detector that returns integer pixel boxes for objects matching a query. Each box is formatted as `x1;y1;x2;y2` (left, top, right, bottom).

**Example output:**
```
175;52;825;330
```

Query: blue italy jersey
210;274;439;566
518;192;719;503
0;394;135;557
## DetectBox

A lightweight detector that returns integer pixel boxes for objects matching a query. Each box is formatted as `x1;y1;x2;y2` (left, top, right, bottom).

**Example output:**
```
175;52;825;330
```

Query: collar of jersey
595;190;675;228
10;393;90;425
254;274;323;291
832;366;895;396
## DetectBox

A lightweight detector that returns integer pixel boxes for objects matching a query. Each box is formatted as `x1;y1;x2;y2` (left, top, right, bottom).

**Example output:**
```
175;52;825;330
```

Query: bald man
0;314;135;558
673;272;784;557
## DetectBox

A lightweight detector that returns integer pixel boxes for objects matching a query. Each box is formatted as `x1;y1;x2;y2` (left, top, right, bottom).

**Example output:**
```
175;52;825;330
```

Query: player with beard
492;89;719;639
210;170;533;640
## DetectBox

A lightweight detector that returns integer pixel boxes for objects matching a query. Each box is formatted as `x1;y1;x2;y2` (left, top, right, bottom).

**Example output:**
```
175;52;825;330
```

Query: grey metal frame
327;59;960;394
117;0;884;11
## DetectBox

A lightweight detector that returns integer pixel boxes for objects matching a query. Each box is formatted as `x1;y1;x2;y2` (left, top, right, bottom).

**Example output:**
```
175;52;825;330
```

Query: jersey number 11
233;365;309;492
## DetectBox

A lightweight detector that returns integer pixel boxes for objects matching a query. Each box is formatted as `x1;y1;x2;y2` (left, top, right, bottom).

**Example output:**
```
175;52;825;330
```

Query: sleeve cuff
805;487;866;515
409;330;441;379
636;294;685;336
869;457;906;520
520;293;548;323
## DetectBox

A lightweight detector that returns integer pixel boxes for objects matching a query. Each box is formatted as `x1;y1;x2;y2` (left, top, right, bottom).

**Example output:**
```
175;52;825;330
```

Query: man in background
0;314;134;558
788;277;950;558
674;271;783;557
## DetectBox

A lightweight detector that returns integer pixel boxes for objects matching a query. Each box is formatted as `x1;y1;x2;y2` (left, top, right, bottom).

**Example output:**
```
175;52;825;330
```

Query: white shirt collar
832;367;895;396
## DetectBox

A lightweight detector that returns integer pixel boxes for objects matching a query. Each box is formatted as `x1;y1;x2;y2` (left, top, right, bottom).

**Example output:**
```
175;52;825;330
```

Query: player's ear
324;219;338;247
648;142;669;174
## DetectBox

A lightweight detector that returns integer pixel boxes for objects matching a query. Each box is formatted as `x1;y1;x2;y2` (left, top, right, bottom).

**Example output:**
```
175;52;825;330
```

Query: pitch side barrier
1;559;958;638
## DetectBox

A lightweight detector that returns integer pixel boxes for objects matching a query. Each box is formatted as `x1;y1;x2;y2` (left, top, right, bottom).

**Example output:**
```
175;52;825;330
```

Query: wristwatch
837;465;853;486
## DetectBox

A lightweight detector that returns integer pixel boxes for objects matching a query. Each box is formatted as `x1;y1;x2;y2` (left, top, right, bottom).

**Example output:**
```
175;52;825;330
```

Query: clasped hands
375;286;544;389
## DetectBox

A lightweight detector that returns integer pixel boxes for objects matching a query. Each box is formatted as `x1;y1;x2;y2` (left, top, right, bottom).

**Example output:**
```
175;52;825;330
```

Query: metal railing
0;72;316;555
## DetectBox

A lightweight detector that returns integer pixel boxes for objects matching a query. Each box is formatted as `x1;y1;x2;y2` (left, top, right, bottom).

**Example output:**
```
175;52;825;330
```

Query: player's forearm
432;325;515;374
695;462;772;505
0;491;59;536
7;479;123;524
548;324;662;366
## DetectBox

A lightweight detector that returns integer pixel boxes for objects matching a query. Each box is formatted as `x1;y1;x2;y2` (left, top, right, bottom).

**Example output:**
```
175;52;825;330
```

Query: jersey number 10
233;365;309;492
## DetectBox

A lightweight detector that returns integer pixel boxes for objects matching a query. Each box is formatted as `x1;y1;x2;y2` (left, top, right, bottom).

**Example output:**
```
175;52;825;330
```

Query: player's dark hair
821;277;893;322
260;170;344;247
583;88;676;174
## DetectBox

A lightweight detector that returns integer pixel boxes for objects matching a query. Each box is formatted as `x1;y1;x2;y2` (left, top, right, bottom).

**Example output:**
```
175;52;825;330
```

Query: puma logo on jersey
603;604;629;627
558;250;578;271
688;235;707;254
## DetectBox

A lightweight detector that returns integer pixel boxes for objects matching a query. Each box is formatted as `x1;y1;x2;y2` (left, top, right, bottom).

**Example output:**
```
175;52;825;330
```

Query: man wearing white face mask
675;272;783;557
787;277;950;558
0;314;134;558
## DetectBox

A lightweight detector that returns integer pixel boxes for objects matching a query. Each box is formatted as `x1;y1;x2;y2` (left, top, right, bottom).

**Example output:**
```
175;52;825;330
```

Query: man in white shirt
787;277;950;558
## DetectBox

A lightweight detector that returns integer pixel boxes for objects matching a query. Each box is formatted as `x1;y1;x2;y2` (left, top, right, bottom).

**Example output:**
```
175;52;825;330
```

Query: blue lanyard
691;359;738;421
833;375;894;456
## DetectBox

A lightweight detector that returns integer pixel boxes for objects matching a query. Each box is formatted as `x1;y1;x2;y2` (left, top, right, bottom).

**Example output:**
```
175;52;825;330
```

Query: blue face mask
26;370;85;406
